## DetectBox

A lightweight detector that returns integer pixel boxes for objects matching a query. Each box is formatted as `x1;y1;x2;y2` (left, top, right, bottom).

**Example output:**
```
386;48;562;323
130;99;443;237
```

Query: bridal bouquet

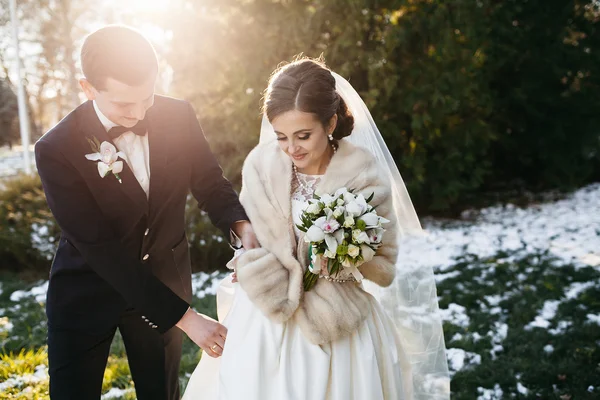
296;187;389;291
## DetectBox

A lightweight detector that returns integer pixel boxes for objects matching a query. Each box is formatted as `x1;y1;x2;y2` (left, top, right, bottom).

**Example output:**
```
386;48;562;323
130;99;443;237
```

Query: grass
439;250;600;399
1;251;599;399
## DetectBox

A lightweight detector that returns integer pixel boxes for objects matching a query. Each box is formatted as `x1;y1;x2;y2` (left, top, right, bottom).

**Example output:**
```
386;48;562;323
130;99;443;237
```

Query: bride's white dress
182;173;408;400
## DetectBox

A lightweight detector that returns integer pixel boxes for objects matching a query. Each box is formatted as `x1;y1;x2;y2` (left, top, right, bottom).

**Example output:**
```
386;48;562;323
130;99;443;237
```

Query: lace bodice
291;172;322;239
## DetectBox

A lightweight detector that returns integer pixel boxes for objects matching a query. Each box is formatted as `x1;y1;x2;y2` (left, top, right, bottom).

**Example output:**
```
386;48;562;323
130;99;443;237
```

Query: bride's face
272;110;335;174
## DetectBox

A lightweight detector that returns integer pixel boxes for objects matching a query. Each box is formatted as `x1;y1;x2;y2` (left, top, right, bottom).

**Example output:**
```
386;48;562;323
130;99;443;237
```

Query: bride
183;58;449;399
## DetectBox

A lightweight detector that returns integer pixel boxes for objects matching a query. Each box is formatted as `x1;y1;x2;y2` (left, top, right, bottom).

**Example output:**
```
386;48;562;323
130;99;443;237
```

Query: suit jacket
35;96;248;334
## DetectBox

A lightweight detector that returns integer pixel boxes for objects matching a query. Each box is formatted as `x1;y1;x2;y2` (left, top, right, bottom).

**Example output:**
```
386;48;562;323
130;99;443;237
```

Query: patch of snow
438;303;470;329
446;348;481;374
477;384;503;400
9;281;49;303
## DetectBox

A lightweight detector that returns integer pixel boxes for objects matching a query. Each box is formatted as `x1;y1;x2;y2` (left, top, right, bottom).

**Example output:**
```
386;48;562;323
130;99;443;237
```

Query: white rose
336;198;345;207
305;225;325;242
324;249;336;259
333;206;345;218
342;257;353;268
343;215;355;228
347;244;360;258
306;202;322;214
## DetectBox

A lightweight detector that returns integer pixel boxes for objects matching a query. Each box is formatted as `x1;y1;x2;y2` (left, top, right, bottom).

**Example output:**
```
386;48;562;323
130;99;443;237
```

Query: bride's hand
176;308;227;358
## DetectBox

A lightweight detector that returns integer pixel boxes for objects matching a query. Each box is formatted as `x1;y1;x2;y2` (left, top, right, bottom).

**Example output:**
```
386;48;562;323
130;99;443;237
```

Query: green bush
0;174;60;274
483;0;600;192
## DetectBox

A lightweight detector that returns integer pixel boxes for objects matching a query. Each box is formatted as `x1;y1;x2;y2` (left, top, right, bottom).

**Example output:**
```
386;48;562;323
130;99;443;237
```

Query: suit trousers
47;308;183;400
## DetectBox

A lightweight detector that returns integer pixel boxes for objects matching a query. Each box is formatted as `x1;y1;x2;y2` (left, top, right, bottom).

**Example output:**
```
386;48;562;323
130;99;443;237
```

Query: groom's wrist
175;307;193;331
229;220;249;249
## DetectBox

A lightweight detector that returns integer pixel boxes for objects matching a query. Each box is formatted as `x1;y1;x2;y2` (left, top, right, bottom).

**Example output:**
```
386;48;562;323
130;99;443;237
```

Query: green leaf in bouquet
296;223;307;232
329;258;341;277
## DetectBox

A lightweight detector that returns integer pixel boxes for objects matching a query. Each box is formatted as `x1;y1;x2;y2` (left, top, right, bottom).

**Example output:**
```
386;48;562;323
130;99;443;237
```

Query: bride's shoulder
333;140;377;172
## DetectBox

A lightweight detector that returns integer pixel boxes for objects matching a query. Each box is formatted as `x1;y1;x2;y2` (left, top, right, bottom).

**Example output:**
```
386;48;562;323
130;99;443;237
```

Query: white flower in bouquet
336;198;345;207
325;234;339;255
347;244;360;258
367;227;385;244
343;215;355;228
333;229;345;245
318;218;340;234
324;249;336;259
352;229;371;244
306;201;322;215
320;193;337;208
342;191;356;203
335;187;348;197
342;257;353;268
358;212;380;228
305;225;326;242
360;245;376;263
346;194;368;217
333;206;345;219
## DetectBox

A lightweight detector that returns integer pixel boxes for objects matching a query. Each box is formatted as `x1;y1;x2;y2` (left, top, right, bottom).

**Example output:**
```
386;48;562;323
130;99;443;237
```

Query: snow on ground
9;281;49;303
397;183;600;275
101;388;136;399
477;384;504;400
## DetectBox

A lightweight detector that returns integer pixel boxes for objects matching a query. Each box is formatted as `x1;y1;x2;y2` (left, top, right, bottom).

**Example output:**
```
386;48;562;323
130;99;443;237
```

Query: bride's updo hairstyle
263;57;354;140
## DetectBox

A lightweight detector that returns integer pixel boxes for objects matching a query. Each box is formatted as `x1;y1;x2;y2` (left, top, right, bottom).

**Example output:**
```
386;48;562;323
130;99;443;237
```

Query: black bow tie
108;119;147;140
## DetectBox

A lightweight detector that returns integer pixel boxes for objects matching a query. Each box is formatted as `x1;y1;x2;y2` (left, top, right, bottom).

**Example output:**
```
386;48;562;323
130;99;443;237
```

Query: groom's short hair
81;25;158;90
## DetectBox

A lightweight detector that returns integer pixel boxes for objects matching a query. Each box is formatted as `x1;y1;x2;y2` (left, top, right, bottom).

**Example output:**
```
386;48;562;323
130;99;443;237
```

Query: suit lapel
78;101;149;214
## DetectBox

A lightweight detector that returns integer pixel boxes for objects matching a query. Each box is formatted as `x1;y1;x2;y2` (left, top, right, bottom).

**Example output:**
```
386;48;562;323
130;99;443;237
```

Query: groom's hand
232;220;260;250
176;308;227;358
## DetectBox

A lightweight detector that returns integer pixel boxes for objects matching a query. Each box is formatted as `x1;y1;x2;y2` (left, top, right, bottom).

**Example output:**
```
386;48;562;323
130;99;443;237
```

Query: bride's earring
328;134;334;141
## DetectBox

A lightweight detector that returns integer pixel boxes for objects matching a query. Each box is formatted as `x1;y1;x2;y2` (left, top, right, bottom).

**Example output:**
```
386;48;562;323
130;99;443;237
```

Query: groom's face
80;74;156;128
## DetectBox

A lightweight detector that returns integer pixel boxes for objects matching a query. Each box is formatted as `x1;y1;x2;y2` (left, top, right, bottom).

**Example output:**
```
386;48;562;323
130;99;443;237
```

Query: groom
35;25;258;399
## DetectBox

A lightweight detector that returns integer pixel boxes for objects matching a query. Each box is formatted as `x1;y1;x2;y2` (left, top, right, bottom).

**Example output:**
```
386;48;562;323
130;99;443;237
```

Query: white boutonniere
85;137;125;183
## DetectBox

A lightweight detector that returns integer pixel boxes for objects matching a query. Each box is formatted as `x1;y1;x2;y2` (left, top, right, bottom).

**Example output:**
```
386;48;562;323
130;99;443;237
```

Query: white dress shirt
93;101;151;197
